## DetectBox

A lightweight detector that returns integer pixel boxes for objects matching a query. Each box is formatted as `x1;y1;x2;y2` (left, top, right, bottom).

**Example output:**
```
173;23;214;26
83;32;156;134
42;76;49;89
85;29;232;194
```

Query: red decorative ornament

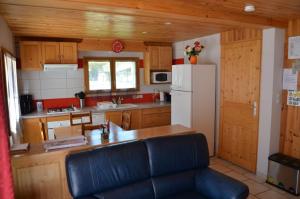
112;40;124;53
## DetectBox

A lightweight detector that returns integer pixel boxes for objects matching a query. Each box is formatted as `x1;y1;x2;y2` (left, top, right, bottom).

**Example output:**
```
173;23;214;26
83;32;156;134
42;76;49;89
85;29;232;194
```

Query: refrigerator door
171;90;192;128
172;64;192;92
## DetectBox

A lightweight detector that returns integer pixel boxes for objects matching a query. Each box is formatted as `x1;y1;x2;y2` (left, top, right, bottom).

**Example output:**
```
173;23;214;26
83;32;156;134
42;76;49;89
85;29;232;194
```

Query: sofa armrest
195;168;249;199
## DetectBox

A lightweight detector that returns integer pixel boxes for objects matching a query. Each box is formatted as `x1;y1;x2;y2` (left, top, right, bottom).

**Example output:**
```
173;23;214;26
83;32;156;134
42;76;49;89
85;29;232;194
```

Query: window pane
88;61;111;90
115;61;136;89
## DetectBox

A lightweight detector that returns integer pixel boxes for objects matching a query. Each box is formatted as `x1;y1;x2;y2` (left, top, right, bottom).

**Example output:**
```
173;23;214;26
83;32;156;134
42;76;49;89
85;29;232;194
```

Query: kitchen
0;1;300;199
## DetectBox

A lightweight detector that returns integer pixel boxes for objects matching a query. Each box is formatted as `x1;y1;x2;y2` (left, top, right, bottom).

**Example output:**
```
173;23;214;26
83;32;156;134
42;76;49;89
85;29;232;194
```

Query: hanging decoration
112;40;124;53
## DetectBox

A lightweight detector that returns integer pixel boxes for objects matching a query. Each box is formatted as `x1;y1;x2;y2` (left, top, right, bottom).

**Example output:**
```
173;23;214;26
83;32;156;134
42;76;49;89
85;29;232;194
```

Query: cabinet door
42;42;61;64
130;109;141;129
148;46;160;70
105;111;122;126
22;118;46;144
60;42;77;64
141;107;171;128
20;41;43;70
159;46;172;71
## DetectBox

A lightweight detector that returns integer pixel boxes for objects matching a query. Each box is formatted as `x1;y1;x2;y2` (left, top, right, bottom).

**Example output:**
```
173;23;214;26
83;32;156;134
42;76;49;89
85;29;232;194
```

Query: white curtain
4;52;21;143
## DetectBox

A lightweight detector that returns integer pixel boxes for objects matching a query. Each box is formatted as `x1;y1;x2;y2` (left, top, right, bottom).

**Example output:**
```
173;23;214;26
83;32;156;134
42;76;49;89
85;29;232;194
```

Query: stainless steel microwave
151;72;172;83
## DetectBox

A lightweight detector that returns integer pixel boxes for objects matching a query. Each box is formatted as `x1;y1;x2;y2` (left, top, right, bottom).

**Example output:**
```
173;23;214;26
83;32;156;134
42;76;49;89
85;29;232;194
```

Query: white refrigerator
171;64;216;156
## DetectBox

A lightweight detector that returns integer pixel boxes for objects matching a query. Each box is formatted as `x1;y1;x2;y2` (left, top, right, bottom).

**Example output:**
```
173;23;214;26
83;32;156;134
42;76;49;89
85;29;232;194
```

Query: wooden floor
211;157;299;199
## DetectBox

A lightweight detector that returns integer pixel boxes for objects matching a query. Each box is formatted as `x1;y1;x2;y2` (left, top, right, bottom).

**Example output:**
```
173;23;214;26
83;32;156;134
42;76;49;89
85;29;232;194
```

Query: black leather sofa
66;134;249;199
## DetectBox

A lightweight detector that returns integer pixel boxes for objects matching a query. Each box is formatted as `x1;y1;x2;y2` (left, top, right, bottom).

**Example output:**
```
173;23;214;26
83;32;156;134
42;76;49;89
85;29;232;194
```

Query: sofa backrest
66;141;151;198
145;134;209;198
65;133;209;199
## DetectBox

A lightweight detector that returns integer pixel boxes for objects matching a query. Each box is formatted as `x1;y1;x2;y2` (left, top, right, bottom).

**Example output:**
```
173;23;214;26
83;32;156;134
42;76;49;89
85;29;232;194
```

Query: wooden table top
12;123;196;158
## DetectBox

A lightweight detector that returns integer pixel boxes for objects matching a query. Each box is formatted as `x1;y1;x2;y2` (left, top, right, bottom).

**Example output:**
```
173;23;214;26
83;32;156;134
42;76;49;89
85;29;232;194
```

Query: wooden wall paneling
219;29;262;172
280;19;300;158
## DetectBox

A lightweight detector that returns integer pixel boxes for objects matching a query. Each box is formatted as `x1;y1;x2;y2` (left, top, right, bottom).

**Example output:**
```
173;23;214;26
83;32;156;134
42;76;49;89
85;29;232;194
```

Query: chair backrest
82;124;103;136
38;119;47;141
121;111;131;130
70;111;92;126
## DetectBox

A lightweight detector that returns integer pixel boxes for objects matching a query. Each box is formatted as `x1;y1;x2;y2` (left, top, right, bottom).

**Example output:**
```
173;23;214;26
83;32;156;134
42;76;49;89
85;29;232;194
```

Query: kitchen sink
96;103;138;110
113;104;138;109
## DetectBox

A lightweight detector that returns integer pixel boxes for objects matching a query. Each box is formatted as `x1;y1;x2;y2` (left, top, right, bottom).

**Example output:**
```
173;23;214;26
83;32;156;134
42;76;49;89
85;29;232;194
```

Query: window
84;58;139;93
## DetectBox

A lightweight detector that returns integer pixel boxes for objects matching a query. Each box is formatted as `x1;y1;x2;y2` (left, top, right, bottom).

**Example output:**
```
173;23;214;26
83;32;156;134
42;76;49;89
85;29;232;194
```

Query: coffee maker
20;94;33;114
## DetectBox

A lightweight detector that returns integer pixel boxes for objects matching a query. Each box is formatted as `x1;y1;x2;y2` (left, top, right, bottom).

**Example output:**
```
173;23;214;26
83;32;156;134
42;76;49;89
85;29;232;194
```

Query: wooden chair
38;119;47;141
121;111;131;130
82;124;103;136
70;111;92;126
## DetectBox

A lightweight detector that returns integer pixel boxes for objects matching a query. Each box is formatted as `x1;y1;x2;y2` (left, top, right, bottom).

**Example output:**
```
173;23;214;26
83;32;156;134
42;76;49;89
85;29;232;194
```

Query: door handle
252;101;257;117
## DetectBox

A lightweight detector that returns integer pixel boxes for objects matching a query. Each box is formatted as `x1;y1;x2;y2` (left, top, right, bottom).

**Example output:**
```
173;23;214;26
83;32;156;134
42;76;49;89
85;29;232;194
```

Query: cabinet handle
252;101;257;117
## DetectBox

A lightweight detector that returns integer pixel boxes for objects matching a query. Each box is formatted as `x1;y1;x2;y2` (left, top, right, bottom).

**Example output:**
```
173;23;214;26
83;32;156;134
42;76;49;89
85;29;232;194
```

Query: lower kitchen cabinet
105;111;123;126
105;109;142;130
141;107;171;128
22;117;47;144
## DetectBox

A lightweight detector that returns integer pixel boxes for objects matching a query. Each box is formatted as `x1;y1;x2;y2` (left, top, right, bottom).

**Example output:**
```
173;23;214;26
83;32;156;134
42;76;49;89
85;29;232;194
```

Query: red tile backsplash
34;93;158;109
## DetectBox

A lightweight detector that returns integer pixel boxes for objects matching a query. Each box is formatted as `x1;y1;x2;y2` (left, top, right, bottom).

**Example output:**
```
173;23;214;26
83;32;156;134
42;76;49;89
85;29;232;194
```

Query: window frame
83;57;140;93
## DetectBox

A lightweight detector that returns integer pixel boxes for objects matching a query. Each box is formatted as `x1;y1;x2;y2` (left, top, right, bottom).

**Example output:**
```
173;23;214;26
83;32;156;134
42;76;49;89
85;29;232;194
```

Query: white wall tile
67;69;83;79
21;71;40;80
41;79;67;89
20;89;42;99
41;89;68;99
20;79;41;91
67;78;83;89
39;71;67;79
66;88;84;98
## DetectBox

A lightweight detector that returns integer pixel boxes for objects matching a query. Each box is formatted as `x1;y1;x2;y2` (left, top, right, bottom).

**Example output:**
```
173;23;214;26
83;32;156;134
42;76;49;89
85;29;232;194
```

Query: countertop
11;123;195;157
21;102;171;119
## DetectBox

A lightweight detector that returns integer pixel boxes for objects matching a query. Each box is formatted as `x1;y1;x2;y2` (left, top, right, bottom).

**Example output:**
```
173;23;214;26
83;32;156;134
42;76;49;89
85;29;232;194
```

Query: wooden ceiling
0;0;299;42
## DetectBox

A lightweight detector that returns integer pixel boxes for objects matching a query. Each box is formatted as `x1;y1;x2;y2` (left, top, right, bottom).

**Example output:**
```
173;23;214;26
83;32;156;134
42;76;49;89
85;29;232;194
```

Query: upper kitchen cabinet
43;42;77;64
20;41;43;71
42;42;61;64
144;44;172;85
59;42;78;64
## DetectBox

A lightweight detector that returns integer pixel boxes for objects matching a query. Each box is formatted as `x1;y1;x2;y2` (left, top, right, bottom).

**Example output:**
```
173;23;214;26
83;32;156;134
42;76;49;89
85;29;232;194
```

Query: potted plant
75;91;86;109
184;41;204;64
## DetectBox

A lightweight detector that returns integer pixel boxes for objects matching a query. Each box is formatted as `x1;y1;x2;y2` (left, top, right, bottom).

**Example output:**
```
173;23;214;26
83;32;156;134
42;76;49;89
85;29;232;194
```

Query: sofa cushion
152;170;196;199
163;191;207;199
145;134;209;177
94;180;154;199
66;141;151;198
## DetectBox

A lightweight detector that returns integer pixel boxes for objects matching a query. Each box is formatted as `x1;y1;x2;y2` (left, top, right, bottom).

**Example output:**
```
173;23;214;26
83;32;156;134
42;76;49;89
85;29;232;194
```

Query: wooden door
219;39;261;172
59;42;77;64
159;46;172;71
42;42;61;64
20;41;43;70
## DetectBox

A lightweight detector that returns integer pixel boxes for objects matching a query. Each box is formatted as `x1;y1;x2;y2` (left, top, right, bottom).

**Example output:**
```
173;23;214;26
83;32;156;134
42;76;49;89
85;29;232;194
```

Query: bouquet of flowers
184;41;204;57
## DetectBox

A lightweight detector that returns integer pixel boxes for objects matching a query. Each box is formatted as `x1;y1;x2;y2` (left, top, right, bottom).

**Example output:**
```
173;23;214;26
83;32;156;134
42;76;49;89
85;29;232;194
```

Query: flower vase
189;55;198;64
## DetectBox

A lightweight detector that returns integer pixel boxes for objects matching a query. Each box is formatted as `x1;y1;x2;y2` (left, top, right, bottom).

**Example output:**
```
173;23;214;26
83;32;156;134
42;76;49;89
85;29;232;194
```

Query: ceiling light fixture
244;3;255;12
164;22;172;25
142;31;147;34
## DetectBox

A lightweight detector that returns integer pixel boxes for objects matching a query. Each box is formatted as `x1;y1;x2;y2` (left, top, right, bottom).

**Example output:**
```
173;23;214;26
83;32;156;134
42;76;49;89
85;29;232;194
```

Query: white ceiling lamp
244;3;255;12
142;31;148;34
164;22;172;25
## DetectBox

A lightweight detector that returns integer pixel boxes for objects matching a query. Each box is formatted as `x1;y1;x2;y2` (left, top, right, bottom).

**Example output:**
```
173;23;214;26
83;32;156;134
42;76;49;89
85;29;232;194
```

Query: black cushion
145;134;209;177
163;191;207;199
66;141;150;198
152;170;196;199
195;168;249;199
94;180;154;199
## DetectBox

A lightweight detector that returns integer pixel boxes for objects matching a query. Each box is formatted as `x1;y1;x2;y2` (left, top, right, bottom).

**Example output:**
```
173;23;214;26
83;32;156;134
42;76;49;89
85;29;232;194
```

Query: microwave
151;72;172;83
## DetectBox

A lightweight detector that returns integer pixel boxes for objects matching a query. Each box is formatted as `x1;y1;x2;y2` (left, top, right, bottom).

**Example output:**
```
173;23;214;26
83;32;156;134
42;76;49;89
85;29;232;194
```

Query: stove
47;107;78;114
